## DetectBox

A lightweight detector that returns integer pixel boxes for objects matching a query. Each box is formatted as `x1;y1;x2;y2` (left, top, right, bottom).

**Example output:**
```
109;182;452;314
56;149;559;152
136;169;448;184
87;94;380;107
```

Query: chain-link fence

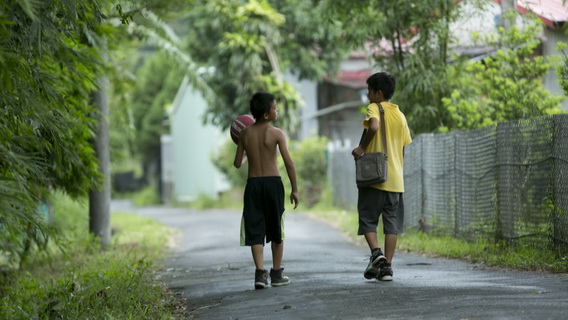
327;115;568;249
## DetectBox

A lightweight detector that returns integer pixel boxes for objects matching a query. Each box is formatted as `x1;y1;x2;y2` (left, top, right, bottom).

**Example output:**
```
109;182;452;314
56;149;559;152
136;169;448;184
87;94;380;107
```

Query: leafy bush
0;1;103;268
293;136;328;207
132;185;162;207
441;16;565;131
211;139;248;187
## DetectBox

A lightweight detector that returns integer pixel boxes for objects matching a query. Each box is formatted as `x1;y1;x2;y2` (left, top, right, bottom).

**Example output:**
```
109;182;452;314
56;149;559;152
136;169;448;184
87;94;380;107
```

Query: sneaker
269;268;290;287
363;250;387;279
378;264;393;281
255;269;269;289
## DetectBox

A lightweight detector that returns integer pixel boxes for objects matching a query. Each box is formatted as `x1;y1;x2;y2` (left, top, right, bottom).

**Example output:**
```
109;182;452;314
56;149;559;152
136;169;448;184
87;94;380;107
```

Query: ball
230;114;255;144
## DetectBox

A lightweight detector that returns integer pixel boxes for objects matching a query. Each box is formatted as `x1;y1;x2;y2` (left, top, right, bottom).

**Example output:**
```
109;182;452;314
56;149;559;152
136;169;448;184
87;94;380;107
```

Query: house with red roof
302;0;568;148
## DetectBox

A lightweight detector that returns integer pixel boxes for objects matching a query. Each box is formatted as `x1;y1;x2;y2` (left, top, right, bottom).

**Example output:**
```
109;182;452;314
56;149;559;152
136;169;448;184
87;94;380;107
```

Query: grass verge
306;207;568;273
172;188;243;211
0;193;185;320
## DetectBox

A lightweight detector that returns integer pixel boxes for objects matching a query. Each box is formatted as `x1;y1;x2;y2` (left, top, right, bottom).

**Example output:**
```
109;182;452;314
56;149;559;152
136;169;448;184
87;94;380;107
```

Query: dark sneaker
270;268;290;287
255;269;269;289
363;250;387;279
378;264;393;281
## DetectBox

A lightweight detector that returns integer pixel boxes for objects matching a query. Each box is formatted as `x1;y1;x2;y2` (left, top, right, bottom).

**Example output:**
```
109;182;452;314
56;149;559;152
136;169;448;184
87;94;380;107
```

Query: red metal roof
495;0;568;28
331;70;371;89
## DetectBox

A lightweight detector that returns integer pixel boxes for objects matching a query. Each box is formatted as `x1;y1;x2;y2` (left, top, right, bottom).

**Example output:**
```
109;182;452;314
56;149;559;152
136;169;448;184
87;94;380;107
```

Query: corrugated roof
497;0;568;28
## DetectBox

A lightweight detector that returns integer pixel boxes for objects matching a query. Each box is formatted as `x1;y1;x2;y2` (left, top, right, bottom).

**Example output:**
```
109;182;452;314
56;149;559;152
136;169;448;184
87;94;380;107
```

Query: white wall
170;78;230;202
284;73;318;139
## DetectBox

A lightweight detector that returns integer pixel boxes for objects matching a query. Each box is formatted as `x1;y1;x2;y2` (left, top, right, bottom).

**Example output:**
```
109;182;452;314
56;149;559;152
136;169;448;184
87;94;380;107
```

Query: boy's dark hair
366;72;396;100
250;91;275;120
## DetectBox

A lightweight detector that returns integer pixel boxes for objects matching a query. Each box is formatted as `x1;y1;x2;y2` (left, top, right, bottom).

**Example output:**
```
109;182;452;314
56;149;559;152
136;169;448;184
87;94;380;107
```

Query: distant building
313;0;568;151
165;76;230;203
452;0;568;108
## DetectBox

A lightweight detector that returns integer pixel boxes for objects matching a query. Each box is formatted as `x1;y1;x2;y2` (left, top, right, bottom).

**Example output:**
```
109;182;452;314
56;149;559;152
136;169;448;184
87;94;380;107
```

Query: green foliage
131;185;162;207
557;41;568;96
397;229;489;261
0;0;195;266
322;0;464;134
270;0;350;80
0;193;177;320
187;193;226;210
0;0;107;265
184;0;295;132
1;255;172;320
211;139;249;187
310;184;341;212
128;51;185;177
293;136;329;207
441;19;565;131
106;1;206;177
108;50;187;180
183;0;350;134
306;207;361;242
294;136;328;187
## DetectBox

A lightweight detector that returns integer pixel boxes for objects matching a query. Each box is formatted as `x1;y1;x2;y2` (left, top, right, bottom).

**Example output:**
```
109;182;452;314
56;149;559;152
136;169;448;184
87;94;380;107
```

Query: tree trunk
89;76;111;249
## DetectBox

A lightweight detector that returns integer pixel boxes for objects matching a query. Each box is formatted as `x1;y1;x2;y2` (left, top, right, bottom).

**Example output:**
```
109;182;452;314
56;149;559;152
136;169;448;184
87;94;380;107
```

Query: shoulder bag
355;102;388;188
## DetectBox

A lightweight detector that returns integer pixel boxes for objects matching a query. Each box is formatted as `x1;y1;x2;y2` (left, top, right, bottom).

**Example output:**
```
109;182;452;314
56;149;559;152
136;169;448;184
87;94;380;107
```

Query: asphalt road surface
112;201;568;320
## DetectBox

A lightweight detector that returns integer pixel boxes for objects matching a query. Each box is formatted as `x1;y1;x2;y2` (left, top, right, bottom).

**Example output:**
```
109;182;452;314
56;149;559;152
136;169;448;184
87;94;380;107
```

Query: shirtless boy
234;91;299;289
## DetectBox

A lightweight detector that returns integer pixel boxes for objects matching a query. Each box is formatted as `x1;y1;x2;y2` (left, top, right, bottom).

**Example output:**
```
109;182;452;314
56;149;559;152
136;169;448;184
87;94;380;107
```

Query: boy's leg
384;234;397;263
359;188;381;252
378;193;403;281
358;188;387;279
252;244;269;289
362;232;387;279
377;233;396;281
269;241;290;286
379;235;395;281
364;232;379;250
251;244;264;270
381;193;403;264
271;241;283;270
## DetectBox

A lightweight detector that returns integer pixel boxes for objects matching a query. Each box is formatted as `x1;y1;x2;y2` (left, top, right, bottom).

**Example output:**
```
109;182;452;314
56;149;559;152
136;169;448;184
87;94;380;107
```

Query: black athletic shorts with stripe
240;176;285;246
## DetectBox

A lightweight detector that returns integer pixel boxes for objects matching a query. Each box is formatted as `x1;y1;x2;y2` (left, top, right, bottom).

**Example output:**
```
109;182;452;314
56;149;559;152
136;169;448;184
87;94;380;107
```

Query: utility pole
89;74;111;249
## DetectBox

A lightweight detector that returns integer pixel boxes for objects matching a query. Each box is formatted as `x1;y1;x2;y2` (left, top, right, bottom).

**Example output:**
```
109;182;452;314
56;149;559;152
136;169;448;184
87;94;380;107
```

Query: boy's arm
233;140;247;168
352;117;378;159
276;130;299;209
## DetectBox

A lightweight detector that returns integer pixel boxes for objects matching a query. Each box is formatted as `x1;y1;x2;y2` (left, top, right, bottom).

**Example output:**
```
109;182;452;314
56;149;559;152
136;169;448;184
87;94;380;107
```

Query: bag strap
358;102;387;157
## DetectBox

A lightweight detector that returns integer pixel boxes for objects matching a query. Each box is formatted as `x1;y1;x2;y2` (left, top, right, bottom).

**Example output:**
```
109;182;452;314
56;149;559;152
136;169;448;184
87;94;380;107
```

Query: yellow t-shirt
363;102;412;192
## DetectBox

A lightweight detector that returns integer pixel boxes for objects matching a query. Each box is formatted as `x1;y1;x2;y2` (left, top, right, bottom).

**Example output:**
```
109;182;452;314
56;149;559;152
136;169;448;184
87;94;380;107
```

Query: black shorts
357;188;404;235
240;176;285;246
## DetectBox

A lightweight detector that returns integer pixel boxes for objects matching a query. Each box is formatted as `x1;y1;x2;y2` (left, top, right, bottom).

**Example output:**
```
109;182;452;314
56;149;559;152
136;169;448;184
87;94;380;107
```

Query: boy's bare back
233;93;298;208
238;123;283;178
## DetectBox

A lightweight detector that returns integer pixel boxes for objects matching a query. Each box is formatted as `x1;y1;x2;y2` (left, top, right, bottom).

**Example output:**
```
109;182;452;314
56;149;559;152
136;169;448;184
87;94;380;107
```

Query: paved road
113;202;568;320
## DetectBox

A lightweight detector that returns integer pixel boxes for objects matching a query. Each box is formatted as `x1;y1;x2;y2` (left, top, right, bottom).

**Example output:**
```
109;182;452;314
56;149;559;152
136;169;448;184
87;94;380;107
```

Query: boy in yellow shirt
352;72;412;281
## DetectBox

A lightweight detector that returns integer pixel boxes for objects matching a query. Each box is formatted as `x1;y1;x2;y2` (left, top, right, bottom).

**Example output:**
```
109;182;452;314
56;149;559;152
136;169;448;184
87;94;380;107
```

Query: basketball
230;114;255;144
